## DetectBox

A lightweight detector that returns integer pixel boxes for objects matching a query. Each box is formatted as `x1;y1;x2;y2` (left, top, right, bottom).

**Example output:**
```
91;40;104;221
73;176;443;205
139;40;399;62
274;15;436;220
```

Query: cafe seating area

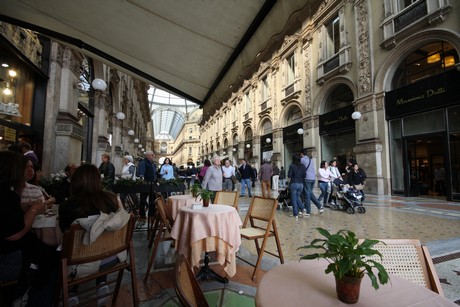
5;185;460;306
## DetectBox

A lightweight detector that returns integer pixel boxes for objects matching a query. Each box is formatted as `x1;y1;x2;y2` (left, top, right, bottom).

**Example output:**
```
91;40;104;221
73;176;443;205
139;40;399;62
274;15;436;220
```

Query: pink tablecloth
167;195;201;221
171;205;242;277
256;259;456;307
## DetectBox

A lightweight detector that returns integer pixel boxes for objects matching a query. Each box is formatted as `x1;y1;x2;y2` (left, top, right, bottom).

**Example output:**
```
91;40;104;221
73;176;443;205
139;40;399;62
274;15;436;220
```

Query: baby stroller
331;179;366;214
277;182;291;211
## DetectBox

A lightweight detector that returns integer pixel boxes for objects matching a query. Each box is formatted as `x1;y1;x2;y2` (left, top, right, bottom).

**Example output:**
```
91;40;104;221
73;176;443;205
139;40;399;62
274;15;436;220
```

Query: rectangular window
398;0;419;11
326;16;340;58
286;54;295;85
261;76;269;101
245;91;251;113
189;147;192;155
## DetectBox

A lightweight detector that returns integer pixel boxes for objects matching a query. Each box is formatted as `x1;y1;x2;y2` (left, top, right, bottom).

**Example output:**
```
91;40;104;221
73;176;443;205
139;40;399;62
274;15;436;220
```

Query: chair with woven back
144;195;174;282
214;191;239;211
56;215;138;306
174;254;209;307
368;239;443;295
237;196;284;281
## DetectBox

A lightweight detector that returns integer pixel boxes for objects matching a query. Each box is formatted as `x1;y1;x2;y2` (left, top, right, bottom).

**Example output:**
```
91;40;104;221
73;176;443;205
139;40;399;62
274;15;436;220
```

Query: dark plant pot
203;199;210;207
335;275;363;304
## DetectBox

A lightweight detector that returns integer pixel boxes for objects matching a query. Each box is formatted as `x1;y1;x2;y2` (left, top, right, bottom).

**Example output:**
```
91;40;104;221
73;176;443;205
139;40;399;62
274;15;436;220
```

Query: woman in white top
317;160;333;206
121;155;136;179
327;159;342;205
159;158;175;180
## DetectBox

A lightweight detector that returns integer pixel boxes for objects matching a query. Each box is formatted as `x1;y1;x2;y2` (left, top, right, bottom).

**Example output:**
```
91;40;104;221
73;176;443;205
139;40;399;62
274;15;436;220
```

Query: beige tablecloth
256;259;456;307
171;205;242;277
167;195;201;221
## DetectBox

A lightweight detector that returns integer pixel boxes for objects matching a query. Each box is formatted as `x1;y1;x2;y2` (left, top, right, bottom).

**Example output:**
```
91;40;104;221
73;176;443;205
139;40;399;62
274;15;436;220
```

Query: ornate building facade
200;0;460;200
0;22;152;175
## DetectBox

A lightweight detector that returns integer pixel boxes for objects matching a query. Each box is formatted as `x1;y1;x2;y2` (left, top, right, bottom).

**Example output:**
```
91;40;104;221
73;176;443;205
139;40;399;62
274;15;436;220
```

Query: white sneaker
97;284;110;306
303;213;310;218
298;211;303;217
319;206;324;214
302;209;307;215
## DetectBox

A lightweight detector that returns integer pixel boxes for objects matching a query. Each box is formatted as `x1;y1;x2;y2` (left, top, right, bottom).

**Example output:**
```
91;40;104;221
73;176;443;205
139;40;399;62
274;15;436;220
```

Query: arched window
286;106;302;126
392;42;458;88
324;85;354;113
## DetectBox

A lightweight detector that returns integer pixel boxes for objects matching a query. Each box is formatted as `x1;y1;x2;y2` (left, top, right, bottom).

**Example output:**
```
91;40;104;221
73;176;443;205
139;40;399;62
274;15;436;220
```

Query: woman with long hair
0;151;57;305
287;154;306;219
159;157;175;180
58;164;130;306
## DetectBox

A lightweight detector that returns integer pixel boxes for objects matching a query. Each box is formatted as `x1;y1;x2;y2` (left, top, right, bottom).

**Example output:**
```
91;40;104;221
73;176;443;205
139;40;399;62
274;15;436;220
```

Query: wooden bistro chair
144;196;174;282
174;254;209;307
56;215;138;307
369;239;444;296
237;196;284;281
214;191;239;211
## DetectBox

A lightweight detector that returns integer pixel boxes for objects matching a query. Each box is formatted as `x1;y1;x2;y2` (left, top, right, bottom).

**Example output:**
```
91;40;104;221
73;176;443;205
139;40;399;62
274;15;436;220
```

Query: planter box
113;183;151;194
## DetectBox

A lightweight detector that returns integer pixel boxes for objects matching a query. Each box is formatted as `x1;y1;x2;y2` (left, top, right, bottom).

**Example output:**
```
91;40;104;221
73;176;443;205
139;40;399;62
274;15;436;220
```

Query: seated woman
0;151;58;306
58;163;130;306
27;163;57;207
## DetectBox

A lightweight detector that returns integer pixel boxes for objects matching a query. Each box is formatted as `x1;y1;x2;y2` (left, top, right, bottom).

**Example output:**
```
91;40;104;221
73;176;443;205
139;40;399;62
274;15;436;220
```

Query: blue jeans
240;178;252;196
318;181;329;205
289;182;304;216
303;179;322;214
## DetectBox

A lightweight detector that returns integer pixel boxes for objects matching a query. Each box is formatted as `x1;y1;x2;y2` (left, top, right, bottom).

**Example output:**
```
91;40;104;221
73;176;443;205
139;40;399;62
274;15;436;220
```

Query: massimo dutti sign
319;105;354;135
385;69;460;120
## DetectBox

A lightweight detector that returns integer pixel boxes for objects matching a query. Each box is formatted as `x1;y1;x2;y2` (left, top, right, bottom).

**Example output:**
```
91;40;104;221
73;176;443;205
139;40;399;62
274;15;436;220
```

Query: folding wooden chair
56;215;138;306
144;196;174;282
174;254;209;307
368;239;443;295
214;191;239;211
237;196;284;281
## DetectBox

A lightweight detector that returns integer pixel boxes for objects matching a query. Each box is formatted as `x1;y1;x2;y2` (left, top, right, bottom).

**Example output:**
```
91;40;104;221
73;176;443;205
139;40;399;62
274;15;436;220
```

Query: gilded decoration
355;0;372;95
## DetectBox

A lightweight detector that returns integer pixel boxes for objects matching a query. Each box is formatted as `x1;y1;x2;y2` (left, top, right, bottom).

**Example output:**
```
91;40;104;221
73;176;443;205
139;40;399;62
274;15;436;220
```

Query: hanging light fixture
232;148;237;152
116;112;125;120
246;144;251;149
444;55;455;67
297;128;304;135
128;129;135;136
351;111;362;120
138;144;143;148
266;138;271;144
91;78;107;91
134;138;139;143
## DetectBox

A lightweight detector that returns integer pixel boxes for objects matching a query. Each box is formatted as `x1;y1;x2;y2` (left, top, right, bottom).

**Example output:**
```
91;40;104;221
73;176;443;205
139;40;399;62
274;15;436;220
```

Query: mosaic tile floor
115;185;460;306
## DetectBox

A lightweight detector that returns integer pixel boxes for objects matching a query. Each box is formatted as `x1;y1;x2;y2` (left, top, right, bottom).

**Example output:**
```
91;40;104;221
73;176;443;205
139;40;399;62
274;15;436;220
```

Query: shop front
319;105;355;174
386;69;460;201
282;122;303;167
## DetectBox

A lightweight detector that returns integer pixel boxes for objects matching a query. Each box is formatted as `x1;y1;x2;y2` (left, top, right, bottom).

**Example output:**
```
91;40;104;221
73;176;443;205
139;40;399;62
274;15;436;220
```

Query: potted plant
298;227;389;304
196;189;214;207
191;183;201;198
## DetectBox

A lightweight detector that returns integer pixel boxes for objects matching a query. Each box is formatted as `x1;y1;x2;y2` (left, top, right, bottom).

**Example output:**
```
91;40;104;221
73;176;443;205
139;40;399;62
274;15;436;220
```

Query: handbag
231;175;237;184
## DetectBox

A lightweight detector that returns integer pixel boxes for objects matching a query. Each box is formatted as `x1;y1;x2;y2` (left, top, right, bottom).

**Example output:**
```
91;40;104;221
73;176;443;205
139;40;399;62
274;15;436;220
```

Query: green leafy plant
298;227;389;290
196;188;214;201
114;177;145;187
191;183;201;197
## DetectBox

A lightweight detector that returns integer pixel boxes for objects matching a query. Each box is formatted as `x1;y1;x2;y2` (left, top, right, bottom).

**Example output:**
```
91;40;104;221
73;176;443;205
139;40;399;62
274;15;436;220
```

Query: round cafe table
171;204;242;279
256;259;456;307
167;194;201;221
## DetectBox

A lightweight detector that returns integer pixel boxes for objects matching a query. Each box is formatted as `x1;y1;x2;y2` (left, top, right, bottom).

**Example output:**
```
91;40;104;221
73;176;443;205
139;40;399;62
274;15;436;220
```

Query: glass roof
148;86;199;141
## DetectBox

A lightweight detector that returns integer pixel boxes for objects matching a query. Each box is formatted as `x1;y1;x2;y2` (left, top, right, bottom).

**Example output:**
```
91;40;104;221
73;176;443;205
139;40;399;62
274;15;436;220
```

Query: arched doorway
282;105;303;168
385;41;460;200
319;84;355;174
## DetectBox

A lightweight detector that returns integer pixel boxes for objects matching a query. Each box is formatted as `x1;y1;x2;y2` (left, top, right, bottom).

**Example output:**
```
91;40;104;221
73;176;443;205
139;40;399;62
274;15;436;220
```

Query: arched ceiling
149;86;198;140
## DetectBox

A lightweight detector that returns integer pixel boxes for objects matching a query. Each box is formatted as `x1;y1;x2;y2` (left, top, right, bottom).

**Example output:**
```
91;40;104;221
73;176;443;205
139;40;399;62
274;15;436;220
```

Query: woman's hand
30;200;46;215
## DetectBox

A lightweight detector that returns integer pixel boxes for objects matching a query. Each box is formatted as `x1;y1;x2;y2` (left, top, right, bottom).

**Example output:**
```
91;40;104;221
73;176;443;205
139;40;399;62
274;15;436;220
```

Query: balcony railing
316;46;351;85
380;0;451;49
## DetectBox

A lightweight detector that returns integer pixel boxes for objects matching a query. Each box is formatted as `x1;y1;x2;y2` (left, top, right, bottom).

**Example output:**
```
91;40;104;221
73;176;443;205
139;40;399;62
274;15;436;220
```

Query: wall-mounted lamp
223;151;227;155
91;78;107;91
138;144;143;148
266;138;271;144
351;111;362;120
134;138;139;143
246;144;251;149
141;148;145;152
128;129;135;136
297;128;304;135
116;112;125;120
232;148;237;152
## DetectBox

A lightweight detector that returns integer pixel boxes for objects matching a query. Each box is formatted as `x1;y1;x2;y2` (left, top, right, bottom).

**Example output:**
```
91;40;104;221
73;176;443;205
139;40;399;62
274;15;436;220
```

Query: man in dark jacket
99;153;115;190
238;159;253;197
137;151;157;222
